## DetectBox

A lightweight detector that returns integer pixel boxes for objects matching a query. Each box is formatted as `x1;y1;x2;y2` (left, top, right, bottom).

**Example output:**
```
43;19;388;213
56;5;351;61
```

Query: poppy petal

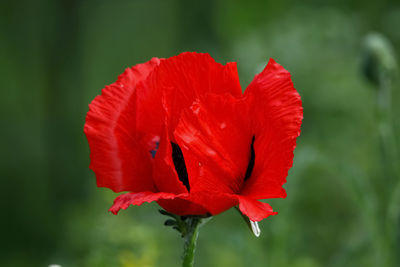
109;191;208;216
237;196;277;222
187;191;239;215
152;111;189;194
157;197;209;216
174;93;252;194
84;58;160;192
185;192;276;221
241;58;303;199
140;52;243;141
109;191;183;215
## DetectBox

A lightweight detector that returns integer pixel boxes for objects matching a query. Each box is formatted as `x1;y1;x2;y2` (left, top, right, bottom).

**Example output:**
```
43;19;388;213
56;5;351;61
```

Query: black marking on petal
244;136;255;181
171;142;190;191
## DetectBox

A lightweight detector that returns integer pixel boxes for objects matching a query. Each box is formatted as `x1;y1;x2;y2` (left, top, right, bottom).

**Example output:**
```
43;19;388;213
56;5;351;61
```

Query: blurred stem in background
362;32;399;267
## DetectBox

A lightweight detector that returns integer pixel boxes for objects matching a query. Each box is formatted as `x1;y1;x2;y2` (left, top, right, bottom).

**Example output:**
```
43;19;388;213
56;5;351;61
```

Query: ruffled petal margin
109;191;208;216
84;58;160;192
241;58;303;199
236;195;277;222
109;191;183;215
84;58;161;193
109;191;276;221
183;192;277;221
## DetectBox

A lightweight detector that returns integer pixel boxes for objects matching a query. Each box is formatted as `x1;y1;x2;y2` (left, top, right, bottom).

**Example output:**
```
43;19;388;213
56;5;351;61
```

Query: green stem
182;217;202;267
377;73;399;267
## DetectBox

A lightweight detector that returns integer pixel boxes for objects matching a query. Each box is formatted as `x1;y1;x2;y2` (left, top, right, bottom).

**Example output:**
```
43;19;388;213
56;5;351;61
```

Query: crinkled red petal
84;58;160;192
139;52;243;142
174;93;252;195
109;191;209;216
237;195;277;222
109;191;183;215
241;58;303;199
185;192;276;221
152;109;189;194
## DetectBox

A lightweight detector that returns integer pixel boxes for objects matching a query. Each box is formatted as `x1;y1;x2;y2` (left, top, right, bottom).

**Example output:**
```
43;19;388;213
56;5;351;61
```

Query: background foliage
1;0;400;266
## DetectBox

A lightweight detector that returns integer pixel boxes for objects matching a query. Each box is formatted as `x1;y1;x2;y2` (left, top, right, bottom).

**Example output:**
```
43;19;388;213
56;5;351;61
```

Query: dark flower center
171;142;190;191
244;136;255;181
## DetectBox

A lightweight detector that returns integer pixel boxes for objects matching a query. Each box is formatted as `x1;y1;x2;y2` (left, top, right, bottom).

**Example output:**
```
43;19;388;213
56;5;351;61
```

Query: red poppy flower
84;52;302;222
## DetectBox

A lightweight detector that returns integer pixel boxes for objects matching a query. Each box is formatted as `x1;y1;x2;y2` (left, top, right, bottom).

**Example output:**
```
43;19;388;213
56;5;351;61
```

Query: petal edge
109;191;182;215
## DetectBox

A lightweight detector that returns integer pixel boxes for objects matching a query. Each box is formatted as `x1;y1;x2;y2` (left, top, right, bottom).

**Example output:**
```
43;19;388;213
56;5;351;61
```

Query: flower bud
361;33;397;85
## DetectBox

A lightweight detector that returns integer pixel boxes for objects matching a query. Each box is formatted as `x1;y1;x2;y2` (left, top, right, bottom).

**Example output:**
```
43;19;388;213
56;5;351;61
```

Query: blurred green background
1;0;400;266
